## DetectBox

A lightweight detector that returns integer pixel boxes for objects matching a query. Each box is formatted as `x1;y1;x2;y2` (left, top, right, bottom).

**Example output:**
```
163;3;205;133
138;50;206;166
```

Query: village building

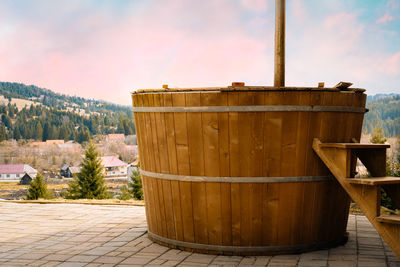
101;156;128;178
127;158;139;178
45;140;65;145
60;164;81;178
105;134;125;143
57;141;81;152
30;139;65;147
123;145;137;154
0;164;37;181
19;173;33;185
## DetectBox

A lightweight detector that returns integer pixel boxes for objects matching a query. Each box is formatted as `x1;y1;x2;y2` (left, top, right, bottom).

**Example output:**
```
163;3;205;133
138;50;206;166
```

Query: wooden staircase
312;139;400;259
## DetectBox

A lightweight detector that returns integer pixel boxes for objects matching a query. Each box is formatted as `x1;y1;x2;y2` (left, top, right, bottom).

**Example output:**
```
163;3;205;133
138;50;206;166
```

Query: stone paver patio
0;202;399;267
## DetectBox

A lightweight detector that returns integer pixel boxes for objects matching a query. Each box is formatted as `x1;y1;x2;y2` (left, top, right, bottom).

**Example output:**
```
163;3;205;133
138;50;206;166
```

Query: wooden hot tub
131;86;367;255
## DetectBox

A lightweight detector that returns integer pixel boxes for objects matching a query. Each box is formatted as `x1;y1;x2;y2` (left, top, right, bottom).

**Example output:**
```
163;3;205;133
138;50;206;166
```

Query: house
57;141;81;152
101;156;128;178
106;134;125;143
127;158;139;178
69;166;82;176
60;165;81;177
30;140;65;147
0;164;37;181
45;140;64;145
123;145;137;154
60;164;72;178
20;173;33;185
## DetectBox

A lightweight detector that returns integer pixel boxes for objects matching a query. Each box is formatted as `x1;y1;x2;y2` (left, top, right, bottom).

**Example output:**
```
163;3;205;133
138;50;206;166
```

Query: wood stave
132;90;366;254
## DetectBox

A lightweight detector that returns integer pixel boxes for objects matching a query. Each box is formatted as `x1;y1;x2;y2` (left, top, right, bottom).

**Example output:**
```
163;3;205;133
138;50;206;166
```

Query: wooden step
348;177;400;186
376;215;400;225
317;143;390;149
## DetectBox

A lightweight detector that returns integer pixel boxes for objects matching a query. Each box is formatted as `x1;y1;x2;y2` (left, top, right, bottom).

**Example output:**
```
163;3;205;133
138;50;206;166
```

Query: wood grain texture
313;138;400;259
132;89;366;254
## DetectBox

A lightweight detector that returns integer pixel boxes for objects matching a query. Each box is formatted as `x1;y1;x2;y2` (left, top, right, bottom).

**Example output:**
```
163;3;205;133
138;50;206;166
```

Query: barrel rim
131;86;366;94
148;231;349;254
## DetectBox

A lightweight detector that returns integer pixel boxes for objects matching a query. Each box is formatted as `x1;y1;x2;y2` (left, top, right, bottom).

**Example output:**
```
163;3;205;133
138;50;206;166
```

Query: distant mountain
363;93;400;137
0;82;135;143
1;81;398;142
366;93;400;103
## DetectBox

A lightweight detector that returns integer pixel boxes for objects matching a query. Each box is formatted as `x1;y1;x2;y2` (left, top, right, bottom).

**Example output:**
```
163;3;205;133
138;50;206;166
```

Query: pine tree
396;135;400;163
34;121;43;141
129;167;143;200
26;173;48;200
65;142;109;199
0;125;5;142
370;127;387;144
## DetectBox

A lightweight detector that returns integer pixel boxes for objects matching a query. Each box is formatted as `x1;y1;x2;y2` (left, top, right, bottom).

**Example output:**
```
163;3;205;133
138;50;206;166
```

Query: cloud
239;0;267;12
291;0;308;22
0;0;273;104
0;0;400;104
377;11;395;24
379;51;400;75
388;0;400;10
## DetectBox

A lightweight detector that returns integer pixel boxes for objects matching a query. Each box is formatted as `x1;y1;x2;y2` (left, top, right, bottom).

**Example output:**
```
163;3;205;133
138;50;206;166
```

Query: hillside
363;94;400;137
1;81;399;142
0;82;135;143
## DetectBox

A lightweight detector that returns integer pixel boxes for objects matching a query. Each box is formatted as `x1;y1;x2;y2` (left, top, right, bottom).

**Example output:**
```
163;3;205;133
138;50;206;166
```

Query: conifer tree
26;173;48;200
128;167;143;200
65;141;109;199
370;127;387;144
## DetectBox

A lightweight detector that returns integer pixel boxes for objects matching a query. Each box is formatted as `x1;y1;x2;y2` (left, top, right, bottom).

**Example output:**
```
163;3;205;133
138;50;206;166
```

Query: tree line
363;94;400;137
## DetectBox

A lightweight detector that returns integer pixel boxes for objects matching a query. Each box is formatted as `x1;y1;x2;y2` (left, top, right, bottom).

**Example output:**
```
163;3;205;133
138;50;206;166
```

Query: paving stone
148;258;167;265
254;256;271;266
159;249;191;261
327;260;356;267
93;255;125;264
162;260;181;266
67;255;99;262
28;260;49;266
0;202;398;267
84;246;118;256
297;260;327;267
57;262;88;267
184;253;217;264
119;256;153;265
41;261;64;267
102;241;128;247
84;264;102;267
18;252;49;260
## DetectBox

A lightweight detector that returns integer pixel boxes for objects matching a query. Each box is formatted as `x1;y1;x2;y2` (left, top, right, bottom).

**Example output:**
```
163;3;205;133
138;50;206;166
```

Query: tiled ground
0;202;398;267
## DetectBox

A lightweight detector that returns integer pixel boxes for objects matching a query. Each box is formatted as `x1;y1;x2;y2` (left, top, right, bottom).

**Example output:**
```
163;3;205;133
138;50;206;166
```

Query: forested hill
0;82;135;143
1;81;399;142
363;94;400;137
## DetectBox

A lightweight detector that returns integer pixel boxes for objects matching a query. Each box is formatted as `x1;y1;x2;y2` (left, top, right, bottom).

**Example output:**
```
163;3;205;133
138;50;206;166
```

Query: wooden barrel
131;86;367;255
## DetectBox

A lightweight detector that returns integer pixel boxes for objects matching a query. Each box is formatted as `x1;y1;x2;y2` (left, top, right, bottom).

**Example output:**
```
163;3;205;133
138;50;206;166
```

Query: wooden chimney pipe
274;0;285;87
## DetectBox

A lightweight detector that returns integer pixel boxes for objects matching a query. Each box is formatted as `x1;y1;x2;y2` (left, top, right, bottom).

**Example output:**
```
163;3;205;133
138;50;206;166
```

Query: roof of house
61;164;69;171
57;143;81;149
69;166;81;174
0;164;37;174
101;156;127;167
106;134;125;141
123;145;137;152
46;140;65;145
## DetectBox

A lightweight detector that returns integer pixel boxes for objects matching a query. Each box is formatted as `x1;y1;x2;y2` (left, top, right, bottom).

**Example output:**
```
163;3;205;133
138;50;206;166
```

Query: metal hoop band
148;231;347;254
140;170;332;183
132;105;366;113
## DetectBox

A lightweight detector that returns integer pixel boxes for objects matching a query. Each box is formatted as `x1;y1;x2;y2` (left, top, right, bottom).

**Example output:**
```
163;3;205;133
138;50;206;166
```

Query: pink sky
0;0;399;105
